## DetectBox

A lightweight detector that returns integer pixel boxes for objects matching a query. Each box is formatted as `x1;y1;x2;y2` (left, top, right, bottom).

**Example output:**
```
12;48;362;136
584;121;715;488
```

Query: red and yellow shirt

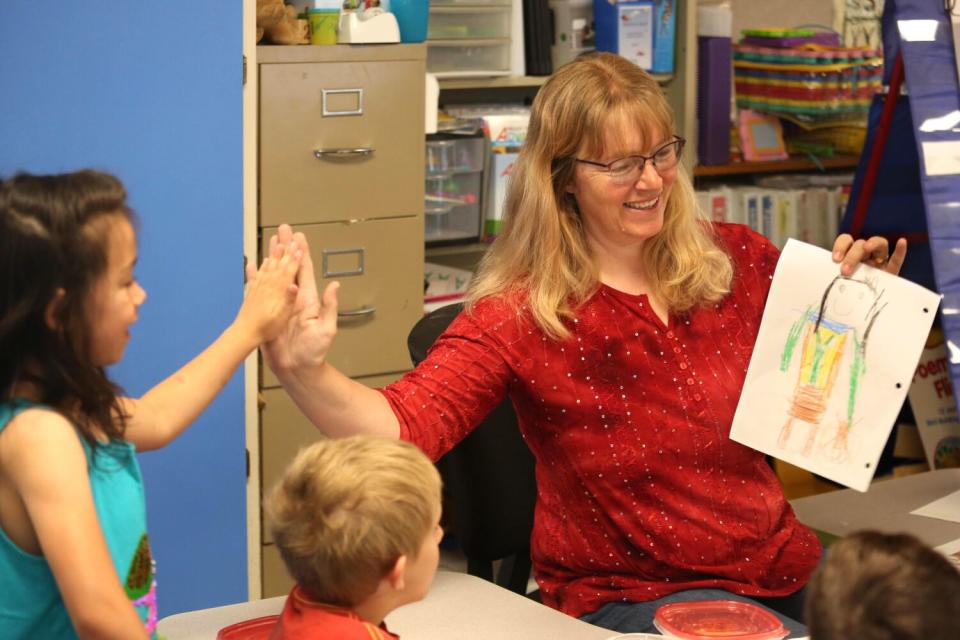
269;586;398;640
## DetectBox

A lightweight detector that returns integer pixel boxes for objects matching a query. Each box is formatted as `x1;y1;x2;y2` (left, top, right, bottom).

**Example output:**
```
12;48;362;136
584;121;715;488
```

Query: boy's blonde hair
267;436;442;606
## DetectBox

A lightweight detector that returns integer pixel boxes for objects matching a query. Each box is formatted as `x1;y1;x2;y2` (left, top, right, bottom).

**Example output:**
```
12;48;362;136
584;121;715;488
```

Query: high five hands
250;224;341;380
237;237;301;344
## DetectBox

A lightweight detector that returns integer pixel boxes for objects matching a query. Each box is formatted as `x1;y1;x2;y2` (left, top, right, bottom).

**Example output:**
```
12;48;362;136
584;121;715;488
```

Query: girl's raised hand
123;234;301;452
261;225;341;379
238;239;301;344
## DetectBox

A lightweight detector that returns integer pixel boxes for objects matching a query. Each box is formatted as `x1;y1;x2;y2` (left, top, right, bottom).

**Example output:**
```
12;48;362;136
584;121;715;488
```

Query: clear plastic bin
425;172;483;243
427;40;511;76
426;137;486;174
428;6;511;40
425;200;482;243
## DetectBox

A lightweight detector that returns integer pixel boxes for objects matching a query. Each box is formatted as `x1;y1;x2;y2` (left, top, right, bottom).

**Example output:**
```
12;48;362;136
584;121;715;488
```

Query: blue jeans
580;588;808;638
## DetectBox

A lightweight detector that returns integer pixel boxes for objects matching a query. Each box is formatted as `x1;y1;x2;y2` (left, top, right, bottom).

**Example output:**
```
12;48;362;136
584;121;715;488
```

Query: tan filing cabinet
257;45;426;597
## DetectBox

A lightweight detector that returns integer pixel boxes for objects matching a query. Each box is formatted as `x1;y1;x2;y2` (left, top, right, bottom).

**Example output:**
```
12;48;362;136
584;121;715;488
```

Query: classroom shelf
438;72;674;91
438;75;547;90
692;154;861;177
425;241;491;257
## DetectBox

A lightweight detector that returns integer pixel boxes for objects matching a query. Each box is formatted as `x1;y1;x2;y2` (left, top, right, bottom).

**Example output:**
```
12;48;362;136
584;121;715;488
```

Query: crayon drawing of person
777;274;886;461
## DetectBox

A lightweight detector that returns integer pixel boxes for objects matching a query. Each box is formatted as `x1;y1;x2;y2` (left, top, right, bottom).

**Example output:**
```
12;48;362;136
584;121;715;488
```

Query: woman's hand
260;224;341;380
237;239;301;344
832;234;908;277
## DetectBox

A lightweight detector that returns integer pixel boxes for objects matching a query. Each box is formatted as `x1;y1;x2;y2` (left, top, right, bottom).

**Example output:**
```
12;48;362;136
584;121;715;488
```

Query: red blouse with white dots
381;223;821;618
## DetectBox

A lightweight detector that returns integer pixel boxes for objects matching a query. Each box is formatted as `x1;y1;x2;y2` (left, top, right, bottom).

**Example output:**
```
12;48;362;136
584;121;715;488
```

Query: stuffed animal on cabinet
256;0;309;44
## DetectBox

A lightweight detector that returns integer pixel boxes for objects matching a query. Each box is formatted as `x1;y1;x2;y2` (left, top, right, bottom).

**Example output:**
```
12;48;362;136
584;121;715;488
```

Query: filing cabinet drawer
262;543;294;598
259;60;425;226
260;217;423;385
259;373;405;545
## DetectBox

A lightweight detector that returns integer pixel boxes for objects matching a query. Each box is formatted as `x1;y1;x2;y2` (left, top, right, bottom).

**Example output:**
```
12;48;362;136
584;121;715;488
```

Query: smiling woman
565;119;682;308
262;51;907;639
468;53;732;333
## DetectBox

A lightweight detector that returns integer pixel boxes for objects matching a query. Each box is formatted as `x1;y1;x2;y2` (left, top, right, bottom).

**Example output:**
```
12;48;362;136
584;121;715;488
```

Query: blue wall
1;2;247;616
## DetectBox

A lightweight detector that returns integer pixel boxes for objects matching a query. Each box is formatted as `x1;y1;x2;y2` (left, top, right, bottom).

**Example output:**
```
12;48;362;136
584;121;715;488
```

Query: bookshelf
438;76;548;90
693;154;861;178
437;73;675;91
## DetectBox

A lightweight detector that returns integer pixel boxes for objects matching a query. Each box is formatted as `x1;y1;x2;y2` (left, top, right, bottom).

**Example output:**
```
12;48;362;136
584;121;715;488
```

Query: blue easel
841;0;960;403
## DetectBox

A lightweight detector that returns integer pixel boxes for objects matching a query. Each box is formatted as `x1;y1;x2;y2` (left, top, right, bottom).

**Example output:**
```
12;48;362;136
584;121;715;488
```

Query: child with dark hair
0;170;300;639
805;530;960;640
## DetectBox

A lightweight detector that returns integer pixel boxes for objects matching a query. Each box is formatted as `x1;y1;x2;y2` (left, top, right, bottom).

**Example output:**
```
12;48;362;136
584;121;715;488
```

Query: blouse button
667;331;675;339
694;393;702;401
679;362;687;370
673;347;681;354
686;378;695;385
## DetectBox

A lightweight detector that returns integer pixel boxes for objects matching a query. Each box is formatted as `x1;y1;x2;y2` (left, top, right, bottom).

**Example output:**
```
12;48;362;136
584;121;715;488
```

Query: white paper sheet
921;140;960;176
617;4;653;70
911;488;960;524
934;536;960;569
730;240;941;491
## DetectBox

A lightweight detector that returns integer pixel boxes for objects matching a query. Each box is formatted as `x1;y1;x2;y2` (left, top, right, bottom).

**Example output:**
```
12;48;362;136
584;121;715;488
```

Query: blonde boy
266;436;443;640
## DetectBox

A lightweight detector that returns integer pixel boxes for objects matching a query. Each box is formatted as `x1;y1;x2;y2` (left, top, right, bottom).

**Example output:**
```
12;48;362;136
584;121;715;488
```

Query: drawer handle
338;305;376;318
314;148;374;159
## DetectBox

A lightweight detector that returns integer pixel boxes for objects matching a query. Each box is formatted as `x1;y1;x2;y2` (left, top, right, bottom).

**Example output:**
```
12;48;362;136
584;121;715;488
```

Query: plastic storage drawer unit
424;172;483;243
428;6;511;39
427;40;511;76
426;137;486;173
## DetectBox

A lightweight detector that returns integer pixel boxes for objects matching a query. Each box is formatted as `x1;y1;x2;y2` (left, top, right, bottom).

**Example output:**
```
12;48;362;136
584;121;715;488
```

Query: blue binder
595;0;676;73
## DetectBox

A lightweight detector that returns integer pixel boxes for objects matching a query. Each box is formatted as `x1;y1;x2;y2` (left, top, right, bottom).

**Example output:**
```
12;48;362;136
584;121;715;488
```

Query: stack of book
696;174;854;250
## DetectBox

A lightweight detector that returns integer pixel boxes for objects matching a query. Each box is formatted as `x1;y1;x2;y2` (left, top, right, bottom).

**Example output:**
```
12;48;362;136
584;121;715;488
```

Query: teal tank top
0;399;157;639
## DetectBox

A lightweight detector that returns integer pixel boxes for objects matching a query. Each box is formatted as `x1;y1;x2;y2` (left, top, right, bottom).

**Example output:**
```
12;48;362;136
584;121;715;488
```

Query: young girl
0;170;300;639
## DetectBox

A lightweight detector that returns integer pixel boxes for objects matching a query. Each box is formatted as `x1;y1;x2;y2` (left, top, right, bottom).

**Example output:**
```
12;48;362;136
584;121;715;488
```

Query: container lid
653;600;789;640
216;615;280;640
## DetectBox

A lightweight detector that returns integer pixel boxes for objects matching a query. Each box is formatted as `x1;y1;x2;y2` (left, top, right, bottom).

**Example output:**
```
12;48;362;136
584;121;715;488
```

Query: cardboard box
907;327;960;469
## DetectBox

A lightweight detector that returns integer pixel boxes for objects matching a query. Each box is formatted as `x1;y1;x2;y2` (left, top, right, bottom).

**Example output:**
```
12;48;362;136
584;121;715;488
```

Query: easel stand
841;0;960;402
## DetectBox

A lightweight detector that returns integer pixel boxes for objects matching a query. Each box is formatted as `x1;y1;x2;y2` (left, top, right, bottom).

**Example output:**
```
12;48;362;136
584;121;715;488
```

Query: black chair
407;303;538;595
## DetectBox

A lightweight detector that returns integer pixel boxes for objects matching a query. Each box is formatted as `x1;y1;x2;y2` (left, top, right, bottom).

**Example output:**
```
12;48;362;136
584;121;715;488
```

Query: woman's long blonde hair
466;52;733;340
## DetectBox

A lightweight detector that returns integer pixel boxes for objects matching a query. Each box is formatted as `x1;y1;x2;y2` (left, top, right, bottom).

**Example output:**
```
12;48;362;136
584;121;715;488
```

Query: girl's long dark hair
0;170;134;444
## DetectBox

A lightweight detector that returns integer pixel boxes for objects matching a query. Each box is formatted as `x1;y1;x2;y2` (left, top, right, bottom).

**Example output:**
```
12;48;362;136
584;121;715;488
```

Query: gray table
160;471;960;639
790;468;960;547
157;570;615;639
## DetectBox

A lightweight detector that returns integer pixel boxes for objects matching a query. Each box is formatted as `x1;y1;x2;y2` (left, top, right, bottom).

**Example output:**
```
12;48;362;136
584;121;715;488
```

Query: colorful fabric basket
734;44;883;126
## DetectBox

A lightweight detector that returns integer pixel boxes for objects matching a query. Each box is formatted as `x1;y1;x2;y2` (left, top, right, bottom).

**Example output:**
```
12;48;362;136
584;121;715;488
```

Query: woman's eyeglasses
575;136;685;185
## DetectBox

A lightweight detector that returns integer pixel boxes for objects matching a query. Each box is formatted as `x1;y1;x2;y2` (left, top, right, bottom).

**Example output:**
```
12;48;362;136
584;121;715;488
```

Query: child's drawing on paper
777;274;887;462
730;240;940;491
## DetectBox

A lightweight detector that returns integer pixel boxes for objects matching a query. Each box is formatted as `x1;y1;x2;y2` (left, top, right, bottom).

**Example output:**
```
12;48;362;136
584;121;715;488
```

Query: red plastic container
653;600;789;639
216;614;280;640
